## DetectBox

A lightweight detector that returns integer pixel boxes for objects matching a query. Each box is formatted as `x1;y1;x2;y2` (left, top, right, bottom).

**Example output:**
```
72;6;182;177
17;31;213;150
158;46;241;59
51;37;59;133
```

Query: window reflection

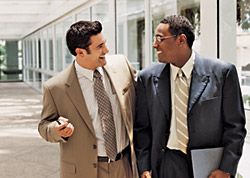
237;0;250;109
33;38;37;68
116;0;145;70
64;17;73;67
76;9;90;21
56;22;63;71
42;30;47;70
48;27;54;71
91;1;113;54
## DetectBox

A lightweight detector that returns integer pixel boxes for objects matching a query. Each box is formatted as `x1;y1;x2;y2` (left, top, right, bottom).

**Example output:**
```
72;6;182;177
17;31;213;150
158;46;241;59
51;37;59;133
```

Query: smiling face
76;32;109;70
153;23;179;65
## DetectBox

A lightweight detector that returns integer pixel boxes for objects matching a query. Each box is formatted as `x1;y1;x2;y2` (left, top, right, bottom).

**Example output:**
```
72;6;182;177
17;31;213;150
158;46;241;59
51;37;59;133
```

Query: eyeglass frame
154;35;177;43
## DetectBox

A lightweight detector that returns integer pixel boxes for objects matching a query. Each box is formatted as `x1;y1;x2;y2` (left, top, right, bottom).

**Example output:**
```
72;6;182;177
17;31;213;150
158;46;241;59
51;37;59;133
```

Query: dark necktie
93;70;117;161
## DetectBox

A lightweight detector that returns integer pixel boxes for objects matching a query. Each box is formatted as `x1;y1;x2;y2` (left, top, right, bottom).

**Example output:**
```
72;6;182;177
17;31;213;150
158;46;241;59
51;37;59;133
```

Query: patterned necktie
175;69;189;154
93;70;117;161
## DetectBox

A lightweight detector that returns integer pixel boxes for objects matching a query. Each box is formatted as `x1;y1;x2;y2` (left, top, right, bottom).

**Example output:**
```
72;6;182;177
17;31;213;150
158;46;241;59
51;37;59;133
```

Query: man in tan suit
38;20;138;178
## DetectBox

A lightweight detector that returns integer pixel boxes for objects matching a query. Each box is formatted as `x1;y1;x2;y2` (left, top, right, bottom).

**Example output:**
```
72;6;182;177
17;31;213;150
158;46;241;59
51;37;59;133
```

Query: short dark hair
66;21;102;56
160;15;195;49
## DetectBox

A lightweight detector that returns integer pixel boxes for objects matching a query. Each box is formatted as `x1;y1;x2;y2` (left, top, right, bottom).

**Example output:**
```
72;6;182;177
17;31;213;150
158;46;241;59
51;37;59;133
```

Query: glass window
236;2;250;177
92;1;115;54
18;40;23;80
48;27;54;71
29;39;33;67
64;17;73;67
76;9;90;21
42;30;48;70
116;0;145;70
56;22;63;71
33;38;37;68
24;69;27;81
237;0;250;92
152;0;200;63
34;72;42;89
44;74;52;81
91;1;109;22
23;40;28;67
28;70;33;83
38;38;41;68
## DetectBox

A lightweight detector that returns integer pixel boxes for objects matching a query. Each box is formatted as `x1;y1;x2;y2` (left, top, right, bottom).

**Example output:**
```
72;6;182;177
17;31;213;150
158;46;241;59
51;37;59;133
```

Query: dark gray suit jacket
134;53;246;178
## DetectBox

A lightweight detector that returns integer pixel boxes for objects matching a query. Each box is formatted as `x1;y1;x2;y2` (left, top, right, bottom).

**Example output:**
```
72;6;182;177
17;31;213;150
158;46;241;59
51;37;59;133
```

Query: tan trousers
97;154;132;178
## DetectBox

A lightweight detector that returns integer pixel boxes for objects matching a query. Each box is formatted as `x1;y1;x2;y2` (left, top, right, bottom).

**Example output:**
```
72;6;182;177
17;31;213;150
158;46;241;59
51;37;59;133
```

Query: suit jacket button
93;144;97;149
161;148;165;152
93;163;97;168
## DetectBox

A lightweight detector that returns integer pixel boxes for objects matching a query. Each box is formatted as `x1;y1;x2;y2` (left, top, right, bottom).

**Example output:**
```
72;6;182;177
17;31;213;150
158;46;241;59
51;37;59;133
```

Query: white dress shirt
167;51;195;150
75;60;129;156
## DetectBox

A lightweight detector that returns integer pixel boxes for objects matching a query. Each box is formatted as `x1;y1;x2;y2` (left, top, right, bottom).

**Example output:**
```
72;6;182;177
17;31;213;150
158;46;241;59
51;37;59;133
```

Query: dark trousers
158;148;193;178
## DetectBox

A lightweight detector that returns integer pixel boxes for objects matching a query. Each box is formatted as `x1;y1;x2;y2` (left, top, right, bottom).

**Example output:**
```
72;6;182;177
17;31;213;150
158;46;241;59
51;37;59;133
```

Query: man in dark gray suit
134;15;246;178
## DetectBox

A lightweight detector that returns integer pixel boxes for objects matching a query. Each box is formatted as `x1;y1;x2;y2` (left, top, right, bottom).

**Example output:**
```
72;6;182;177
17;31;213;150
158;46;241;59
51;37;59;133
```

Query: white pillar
200;0;217;59
219;0;237;65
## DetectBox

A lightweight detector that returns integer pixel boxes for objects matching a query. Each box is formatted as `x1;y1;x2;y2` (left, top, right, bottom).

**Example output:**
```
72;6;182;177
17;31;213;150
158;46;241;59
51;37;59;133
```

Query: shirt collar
74;60;104;81
170;50;195;80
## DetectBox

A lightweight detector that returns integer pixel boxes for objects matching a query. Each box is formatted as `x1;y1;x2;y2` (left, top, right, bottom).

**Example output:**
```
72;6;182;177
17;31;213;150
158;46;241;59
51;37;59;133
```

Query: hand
141;171;151;178
55;117;74;138
208;170;230;178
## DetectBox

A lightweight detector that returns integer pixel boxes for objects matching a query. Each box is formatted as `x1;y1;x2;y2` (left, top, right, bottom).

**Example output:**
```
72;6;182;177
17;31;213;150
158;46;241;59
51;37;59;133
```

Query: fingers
64;123;74;137
208;170;230;178
58;116;69;123
58;122;68;130
141;171;151;178
55;118;74;138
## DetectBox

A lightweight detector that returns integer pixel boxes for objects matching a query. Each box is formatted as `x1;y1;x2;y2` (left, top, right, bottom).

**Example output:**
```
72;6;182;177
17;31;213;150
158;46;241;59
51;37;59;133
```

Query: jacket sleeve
38;83;67;143
133;73;152;175
219;64;246;176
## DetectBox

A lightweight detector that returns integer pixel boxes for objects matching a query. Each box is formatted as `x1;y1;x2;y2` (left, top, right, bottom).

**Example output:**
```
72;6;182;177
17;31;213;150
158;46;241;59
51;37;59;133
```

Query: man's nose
104;45;109;54
153;41;158;48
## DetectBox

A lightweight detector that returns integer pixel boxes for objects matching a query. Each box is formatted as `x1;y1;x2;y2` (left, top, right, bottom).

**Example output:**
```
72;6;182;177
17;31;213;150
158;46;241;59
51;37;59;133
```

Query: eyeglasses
154;35;176;43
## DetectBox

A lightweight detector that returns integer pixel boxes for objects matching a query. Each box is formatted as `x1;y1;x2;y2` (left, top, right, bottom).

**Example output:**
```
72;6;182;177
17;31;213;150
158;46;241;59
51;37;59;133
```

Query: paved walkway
0;82;249;178
0;82;59;178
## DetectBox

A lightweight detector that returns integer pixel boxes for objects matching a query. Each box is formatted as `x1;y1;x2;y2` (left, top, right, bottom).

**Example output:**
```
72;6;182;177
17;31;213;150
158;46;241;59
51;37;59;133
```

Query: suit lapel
188;53;210;113
154;64;171;118
103;64;121;98
103;63;130;127
65;63;95;136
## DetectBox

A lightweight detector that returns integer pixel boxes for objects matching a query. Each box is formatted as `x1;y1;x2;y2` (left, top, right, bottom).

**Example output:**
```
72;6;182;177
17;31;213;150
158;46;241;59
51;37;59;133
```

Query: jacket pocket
201;96;219;105
61;161;76;175
122;82;132;95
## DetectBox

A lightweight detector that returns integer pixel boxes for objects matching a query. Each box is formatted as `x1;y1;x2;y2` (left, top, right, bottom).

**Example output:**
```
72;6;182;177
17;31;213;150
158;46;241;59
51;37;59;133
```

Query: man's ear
75;48;85;56
178;34;187;45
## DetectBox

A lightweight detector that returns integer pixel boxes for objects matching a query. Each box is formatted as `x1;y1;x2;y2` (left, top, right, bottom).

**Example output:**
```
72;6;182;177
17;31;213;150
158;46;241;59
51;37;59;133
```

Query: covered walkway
0;82;59;178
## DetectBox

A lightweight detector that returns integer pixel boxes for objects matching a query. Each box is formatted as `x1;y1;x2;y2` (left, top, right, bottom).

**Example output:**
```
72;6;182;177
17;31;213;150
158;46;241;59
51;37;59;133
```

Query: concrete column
219;0;237;65
200;0;217;58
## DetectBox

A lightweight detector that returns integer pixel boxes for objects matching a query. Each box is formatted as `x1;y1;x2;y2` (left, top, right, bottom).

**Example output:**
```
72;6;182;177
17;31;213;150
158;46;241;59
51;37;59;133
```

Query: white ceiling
0;0;89;40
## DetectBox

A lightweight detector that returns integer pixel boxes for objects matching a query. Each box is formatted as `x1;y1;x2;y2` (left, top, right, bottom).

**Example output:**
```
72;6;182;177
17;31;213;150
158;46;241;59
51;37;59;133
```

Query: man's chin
158;58;164;63
99;59;107;67
158;58;169;64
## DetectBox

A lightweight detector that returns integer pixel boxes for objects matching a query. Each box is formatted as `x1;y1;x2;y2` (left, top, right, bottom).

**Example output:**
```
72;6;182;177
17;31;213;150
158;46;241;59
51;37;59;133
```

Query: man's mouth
99;55;105;59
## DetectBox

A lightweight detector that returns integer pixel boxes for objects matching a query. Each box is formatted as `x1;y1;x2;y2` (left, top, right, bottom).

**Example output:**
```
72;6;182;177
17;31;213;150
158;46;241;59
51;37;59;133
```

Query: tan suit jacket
38;55;138;178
